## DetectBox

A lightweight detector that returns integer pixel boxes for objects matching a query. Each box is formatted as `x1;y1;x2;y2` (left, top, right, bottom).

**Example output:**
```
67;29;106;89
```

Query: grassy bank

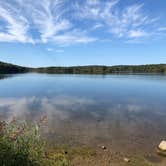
0;120;161;166
0;120;70;166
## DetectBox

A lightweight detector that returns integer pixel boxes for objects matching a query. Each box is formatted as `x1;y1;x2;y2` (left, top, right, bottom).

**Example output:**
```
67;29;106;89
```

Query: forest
1;61;166;74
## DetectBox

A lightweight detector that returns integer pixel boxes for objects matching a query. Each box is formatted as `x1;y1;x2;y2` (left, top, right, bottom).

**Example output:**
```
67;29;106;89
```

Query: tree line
1;61;166;74
36;64;166;74
0;61;29;74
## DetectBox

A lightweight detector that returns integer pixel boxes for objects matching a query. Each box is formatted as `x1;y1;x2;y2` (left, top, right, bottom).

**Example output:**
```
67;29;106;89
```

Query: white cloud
87;0;99;5
47;48;64;53
47;48;53;52
52;29;97;45
128;30;148;38
158;27;166;31
29;0;72;43
0;0;165;45
74;0;161;40
92;23;103;30
0;2;33;43
55;49;64;53
125;39;145;44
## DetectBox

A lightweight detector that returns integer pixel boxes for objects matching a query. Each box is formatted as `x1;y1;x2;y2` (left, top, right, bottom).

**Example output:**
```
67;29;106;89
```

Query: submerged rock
157;140;166;157
101;146;106;150
158;140;166;151
123;157;130;162
157;149;166;157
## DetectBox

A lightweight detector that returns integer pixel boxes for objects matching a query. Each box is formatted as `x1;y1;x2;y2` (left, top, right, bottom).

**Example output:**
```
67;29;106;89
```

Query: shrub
0;120;70;166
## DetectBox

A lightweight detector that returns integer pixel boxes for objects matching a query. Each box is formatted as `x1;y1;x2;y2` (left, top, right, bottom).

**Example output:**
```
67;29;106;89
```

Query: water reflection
0;96;94;121
0;74;13;80
0;73;166;154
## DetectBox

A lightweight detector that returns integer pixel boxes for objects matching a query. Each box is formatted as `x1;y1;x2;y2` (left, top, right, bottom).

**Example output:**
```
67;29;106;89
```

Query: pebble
101;146;107;150
157;140;166;157
158;140;166;151
123;157;130;162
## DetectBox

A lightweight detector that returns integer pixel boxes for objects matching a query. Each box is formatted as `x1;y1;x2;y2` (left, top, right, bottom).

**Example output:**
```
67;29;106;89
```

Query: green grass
0;121;70;166
0;120;160;166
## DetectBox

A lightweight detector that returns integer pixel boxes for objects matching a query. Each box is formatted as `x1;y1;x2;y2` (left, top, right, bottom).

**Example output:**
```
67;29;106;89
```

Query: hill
0;61;29;74
0;61;166;74
36;64;166;74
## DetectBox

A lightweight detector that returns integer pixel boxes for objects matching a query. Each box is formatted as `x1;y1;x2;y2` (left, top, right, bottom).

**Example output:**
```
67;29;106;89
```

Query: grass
0;119;161;166
0;120;70;166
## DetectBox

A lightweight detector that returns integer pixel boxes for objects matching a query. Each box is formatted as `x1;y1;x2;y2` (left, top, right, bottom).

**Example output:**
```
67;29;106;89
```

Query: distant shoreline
0;61;166;74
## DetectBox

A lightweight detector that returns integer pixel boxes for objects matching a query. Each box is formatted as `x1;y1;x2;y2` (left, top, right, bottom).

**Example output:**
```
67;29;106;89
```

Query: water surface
0;73;166;154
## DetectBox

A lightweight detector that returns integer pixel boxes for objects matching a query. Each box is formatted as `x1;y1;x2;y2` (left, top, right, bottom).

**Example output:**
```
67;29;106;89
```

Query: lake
0;73;166;155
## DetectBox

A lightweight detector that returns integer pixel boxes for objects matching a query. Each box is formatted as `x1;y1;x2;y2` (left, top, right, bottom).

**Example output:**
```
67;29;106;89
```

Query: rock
158;140;166;151
101;146;106;150
64;151;68;154
157;140;166;157
157;149;166;157
123;157;130;162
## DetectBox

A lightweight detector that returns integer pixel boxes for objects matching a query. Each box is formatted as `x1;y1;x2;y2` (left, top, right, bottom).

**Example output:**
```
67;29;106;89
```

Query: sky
0;0;166;67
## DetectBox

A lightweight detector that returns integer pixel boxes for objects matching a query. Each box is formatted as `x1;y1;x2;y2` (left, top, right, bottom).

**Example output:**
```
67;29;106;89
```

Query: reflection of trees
0;74;13;80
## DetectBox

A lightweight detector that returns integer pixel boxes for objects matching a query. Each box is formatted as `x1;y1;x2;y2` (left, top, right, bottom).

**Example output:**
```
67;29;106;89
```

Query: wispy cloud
55;49;64;53
158;27;166;31
92;23;103;30
52;29;97;45
0;0;165;45
0;2;33;43
74;0;160;41
128;30;148;38
47;48;53;52
47;48;64;53
29;0;72;43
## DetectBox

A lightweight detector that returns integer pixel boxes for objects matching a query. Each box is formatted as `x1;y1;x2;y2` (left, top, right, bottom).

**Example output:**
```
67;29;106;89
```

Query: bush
0;120;70;166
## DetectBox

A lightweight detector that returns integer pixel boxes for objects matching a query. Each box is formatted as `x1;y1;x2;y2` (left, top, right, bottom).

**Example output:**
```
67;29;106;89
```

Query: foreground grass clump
0;120;70;166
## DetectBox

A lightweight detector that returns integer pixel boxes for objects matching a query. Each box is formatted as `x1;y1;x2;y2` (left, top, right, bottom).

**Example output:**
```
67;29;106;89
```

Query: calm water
0;73;166;154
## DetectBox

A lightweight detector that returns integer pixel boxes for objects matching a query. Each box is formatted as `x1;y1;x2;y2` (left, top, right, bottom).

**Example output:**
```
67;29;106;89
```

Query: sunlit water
0;73;166;154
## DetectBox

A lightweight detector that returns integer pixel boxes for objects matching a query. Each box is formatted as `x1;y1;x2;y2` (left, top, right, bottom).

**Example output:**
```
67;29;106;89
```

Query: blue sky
0;0;166;67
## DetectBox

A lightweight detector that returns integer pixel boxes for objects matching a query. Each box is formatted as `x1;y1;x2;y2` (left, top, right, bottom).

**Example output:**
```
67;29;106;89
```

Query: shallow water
0;73;166;154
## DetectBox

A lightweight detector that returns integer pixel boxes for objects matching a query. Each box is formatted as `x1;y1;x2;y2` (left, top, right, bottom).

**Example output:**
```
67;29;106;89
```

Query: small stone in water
64;151;68;154
123;157;130;162
158;140;166;151
101;146;106;150
157;141;166;157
